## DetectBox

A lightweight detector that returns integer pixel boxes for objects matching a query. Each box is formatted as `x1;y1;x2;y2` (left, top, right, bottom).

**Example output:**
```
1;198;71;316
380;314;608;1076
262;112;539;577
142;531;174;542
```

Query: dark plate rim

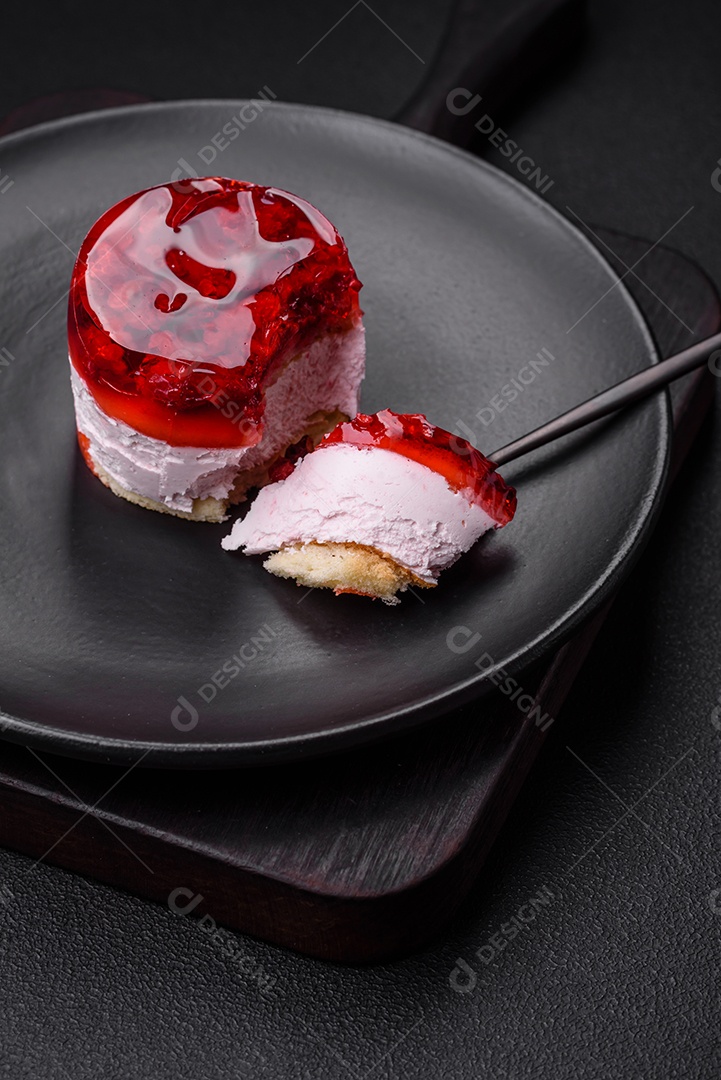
0;99;671;768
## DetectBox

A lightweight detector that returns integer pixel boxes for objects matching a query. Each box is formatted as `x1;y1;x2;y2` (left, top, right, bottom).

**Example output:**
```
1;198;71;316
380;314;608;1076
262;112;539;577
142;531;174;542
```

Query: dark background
1;0;720;1076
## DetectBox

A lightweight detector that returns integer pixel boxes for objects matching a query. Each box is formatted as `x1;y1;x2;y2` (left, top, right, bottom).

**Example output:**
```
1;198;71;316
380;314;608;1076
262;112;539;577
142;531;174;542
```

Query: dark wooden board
0;232;716;962
399;0;586;144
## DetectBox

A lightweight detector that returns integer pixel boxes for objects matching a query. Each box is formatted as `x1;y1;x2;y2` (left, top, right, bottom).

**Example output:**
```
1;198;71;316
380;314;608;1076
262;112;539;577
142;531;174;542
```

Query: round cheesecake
68;177;365;521
222;410;517;602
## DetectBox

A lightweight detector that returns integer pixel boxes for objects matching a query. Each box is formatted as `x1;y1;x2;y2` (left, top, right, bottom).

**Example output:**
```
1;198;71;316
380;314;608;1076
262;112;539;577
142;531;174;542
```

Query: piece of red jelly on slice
319;410;517;526
68;178;362;448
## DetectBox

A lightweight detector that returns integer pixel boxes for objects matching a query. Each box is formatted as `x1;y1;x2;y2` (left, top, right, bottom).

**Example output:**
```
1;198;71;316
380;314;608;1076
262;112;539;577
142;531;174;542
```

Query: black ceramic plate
0;101;669;767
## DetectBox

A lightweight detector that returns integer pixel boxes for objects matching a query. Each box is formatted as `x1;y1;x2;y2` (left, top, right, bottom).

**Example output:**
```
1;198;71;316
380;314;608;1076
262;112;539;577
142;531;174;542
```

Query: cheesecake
68;177;365;521
222;410;517;602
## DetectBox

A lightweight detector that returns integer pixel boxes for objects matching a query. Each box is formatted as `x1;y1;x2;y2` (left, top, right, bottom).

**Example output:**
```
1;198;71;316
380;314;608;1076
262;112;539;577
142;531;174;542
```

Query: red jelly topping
68;177;362;447
319;410;517;526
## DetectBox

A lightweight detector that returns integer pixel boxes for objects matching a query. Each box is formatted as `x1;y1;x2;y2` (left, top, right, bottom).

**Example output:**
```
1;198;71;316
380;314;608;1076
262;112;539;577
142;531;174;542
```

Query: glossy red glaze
319;410;517;525
68;178;362;447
